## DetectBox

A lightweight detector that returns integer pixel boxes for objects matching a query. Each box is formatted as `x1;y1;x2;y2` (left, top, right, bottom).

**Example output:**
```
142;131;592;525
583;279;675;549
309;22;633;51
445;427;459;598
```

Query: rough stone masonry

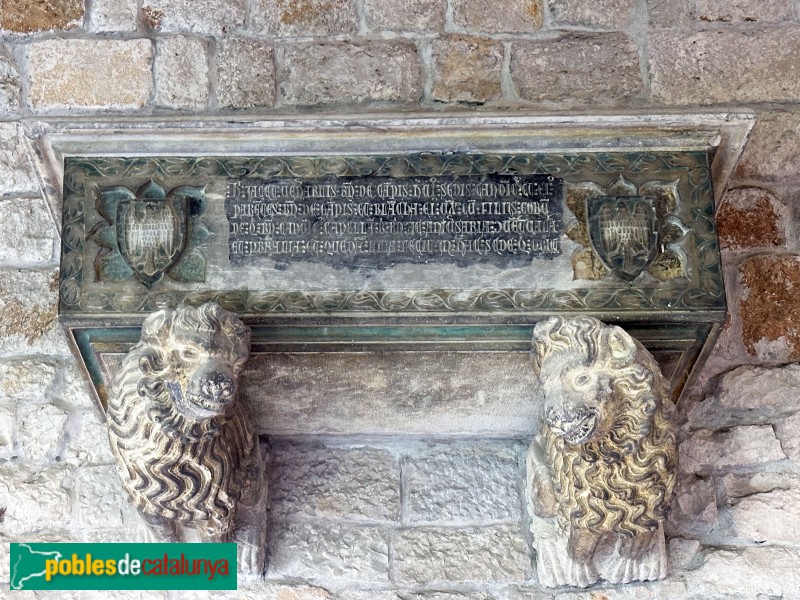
3;0;800;598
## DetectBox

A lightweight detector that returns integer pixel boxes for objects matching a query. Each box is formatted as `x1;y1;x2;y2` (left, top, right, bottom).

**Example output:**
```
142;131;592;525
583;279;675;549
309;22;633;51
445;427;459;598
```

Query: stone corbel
105;302;268;575
526;316;678;588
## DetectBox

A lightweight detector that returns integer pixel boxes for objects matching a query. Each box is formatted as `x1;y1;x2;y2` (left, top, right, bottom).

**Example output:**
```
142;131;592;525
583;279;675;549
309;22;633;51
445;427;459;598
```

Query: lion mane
107;303;255;531
533;316;677;537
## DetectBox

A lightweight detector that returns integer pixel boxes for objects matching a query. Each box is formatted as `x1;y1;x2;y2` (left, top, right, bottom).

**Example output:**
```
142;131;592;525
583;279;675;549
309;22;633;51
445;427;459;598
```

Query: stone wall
2;0;800;598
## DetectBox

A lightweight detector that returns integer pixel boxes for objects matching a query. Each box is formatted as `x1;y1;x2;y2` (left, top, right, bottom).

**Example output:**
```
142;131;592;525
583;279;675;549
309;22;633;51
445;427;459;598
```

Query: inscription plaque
225;175;563;268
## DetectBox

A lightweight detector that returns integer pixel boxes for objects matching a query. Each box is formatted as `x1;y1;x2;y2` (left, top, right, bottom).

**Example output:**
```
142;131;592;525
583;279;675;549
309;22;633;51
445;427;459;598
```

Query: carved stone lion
106;302;268;574
526;316;677;588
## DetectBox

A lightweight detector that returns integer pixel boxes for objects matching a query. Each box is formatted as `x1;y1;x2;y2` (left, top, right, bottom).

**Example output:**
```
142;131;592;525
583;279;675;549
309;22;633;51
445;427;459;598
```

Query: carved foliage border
59;152;723;315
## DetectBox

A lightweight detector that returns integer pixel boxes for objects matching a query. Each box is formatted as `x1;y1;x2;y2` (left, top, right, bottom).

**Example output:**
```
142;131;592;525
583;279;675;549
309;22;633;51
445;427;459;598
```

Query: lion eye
180;347;199;360
573;374;591;387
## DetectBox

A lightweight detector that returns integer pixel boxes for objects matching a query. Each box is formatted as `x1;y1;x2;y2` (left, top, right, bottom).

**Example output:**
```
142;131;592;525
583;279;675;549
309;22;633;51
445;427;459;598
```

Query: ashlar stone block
695;0;794;23
154;36;209;110
0;357;59;401
17;403;68;464
680;425;786;474
251;0;357;36
548;0;636;29
392;525;530;584
0;0;83;33
216;39;275;109
650;28;800;105
717;187;786;251
511;34;641;105
270;444;399;521
0;197;57;265
0;123;38;197
87;0;138;32
725;487;800;544
431;35;502;103
141;0;245;34
451;0;543;32
25;39;152;111
0;47;20;113
278;41;421;107
364;0;446;32
735;112;800;181
0;465;71;536
403;443;521;523
0;268;65;356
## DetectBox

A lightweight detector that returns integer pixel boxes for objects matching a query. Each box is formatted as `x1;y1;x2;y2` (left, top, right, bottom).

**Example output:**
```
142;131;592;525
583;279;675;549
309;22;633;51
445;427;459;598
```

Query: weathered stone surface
0;197;57;265
511;34;641;105
451;0;543;32
404;443;520;523
61;360;96;410
666;476;718;537
154;36;208;110
719;471;796;501
64;409;115;466
17;403;68;464
399;594;497;600
87;0;137;32
216;39;275;109
504;589;557;600
141;0;245;33
0;47;20;113
0;268;64;356
717;187;786;250
431;36;502;103
190;584;333;600
0;465;71;535
278;41;421;107
0;0;83;32
0;403;14;455
269;522;389;582
686;546;800;597
25;39;152;110
650;28;800;105
251;0;357;36
776;411;800;464
646;0;691;28
0;357;58;401
695;0;793;23
548;0;635;28
668;538;701;572
725;487;800;543
680;426;786;474
688;364;800;429
735;112;800;181
0;123;38;196
392;526;530;584
270;444;399;521
364;0;444;32
740;255;800;360
76;465;132;528
553;580;690;599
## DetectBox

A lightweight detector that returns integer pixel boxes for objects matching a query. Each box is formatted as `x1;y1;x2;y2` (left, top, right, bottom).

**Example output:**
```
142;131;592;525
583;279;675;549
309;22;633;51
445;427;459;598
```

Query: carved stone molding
106;302;268;574
526;316;677;588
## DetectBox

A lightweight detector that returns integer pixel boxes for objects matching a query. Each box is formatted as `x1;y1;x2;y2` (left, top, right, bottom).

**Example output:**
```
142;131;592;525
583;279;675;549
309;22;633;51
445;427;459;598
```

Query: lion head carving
107;302;257;539
527;316;677;587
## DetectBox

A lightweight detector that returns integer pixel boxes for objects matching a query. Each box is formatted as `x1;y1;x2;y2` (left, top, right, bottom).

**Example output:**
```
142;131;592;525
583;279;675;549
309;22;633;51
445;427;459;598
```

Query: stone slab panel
0;47;20;113
270;444;400;522
0;197;57;265
403;442;522;523
88;0;138;32
511;34;642;105
0;268;67;357
0;465;71;536
216;39;275;109
241;351;539;435
431;35;502;103
364;0;446;32
650;28;800;105
25;39;152;111
695;0;794;23
688;364;800;429
680;425;786;474
451;0;543;32
717;187;786;250
0;123;38;196
278;41;421;107
392;525;530;584
154;36;209;110
17;403;68;464
548;0;636;28
251;0;357;36
685;546;800;597
269;522;389;583
735;112;800;181
0;0;83;33
725;487;800;543
739;255;800;360
141;0;245;34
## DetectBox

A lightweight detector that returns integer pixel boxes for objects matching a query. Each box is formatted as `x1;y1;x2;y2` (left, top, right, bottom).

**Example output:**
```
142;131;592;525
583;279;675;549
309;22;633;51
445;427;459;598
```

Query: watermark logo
9;543;236;590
